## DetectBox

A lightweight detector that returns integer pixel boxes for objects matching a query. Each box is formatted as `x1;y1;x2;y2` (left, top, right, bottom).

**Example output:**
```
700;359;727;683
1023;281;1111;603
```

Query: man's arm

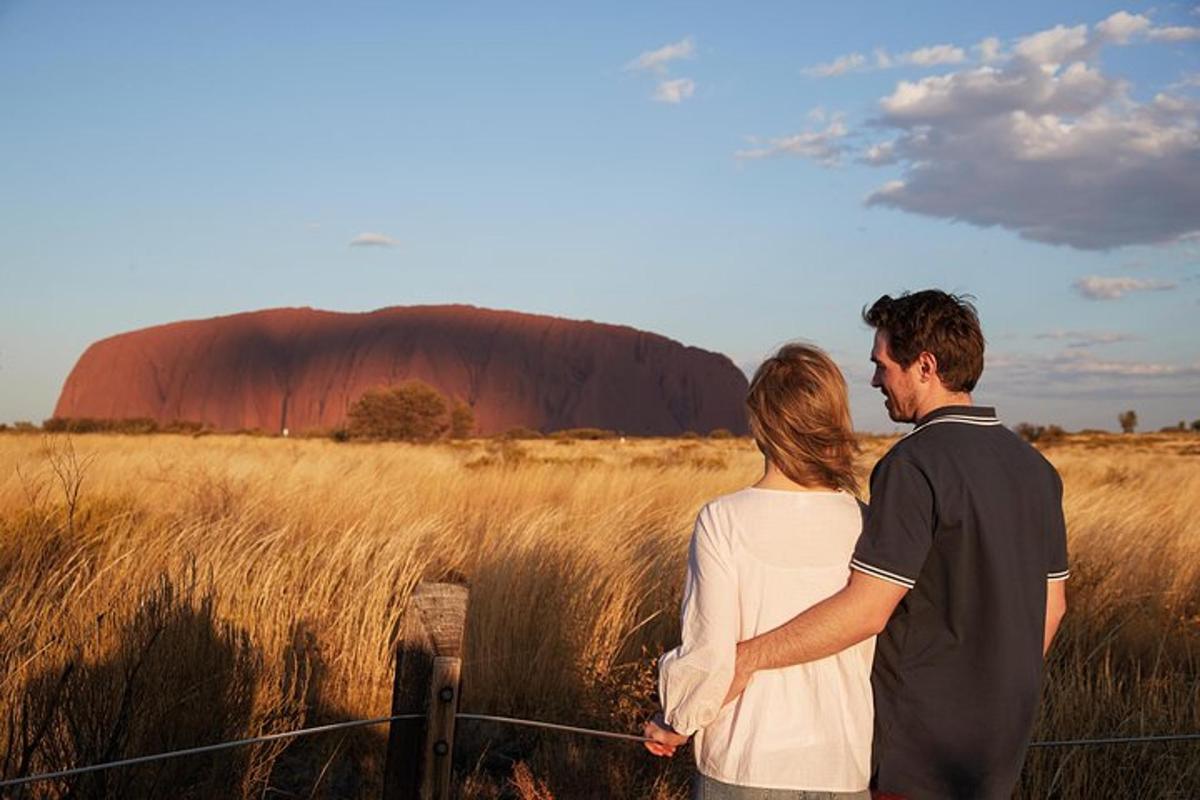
725;571;907;703
1043;579;1067;656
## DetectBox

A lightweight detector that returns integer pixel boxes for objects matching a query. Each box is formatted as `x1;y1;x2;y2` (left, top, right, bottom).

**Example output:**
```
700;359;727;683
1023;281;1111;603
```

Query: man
649;290;1069;799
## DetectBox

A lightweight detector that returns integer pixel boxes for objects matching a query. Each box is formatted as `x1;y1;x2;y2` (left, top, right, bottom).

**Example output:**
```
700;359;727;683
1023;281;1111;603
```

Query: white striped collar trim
905;415;1003;438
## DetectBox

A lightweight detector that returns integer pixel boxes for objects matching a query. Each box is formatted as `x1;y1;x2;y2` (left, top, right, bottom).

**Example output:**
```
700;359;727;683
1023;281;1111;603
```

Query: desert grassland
0;432;1198;799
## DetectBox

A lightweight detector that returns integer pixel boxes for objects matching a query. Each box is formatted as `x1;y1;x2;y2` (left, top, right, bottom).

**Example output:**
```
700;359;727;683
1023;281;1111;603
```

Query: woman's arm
656;504;739;738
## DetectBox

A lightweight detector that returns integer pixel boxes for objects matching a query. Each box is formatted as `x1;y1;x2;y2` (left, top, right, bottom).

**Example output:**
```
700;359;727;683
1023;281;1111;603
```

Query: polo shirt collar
914;405;998;428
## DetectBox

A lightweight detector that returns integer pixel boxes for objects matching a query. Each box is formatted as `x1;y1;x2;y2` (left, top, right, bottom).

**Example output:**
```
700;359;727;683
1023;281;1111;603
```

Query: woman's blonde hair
746;343;859;494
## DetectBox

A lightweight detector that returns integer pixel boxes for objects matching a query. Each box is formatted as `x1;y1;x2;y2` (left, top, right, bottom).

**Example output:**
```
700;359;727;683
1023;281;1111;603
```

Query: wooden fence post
383;582;469;800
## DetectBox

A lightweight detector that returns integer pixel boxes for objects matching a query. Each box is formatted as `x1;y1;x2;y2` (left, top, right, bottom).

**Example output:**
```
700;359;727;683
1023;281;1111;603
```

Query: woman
645;343;873;799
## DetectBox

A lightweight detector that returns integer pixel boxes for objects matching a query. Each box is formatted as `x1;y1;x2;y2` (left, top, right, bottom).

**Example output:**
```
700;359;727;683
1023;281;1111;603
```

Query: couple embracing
645;290;1070;800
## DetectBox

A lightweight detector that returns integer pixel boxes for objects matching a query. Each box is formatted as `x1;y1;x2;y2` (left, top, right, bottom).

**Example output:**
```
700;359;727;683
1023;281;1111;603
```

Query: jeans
693;773;871;800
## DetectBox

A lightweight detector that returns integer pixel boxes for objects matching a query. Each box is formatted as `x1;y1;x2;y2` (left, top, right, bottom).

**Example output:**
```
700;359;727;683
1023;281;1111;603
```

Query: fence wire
1;712;1197;791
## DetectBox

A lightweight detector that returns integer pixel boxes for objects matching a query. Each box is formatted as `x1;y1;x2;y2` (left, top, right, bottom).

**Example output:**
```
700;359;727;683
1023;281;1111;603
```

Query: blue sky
2;1;1198;432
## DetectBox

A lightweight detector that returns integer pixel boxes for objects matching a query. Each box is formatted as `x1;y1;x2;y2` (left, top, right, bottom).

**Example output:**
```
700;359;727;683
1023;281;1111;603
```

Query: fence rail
3;582;1197;797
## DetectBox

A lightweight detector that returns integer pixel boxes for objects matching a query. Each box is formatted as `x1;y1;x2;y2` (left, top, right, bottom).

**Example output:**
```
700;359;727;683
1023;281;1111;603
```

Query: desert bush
347;382;449;442
548;428;617;440
707;428;734;439
498;427;545;440
1118;409;1138;434
1015;423;1067;444
43;416;164;434
450;401;476;439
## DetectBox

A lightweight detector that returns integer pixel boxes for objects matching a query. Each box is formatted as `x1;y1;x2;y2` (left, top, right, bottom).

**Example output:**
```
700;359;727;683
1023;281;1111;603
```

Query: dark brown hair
746;343;859;495
862;290;985;392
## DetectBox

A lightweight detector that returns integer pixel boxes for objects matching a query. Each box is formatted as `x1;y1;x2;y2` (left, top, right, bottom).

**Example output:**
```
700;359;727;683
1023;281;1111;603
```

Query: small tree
1117;409;1138;434
1191;419;1200;433
347;382;448;441
449;401;475;439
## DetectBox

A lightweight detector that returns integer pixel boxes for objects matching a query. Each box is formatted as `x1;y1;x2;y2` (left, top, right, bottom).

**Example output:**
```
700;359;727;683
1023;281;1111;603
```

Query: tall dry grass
0;432;1197;798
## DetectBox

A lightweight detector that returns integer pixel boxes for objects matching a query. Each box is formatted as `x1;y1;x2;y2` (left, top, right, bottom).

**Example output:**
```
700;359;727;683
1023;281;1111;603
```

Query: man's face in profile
870;329;920;423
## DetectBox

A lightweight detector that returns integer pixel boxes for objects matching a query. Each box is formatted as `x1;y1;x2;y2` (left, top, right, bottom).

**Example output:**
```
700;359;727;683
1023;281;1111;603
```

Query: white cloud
626;37;695;73
862;54;1199;249
974;37;1003;63
1072;276;1178;299
901;44;967;66
1095;11;1152;44
765;12;1200;249
349;232;399;248
1147;25;1200;42
653;78;695;104
861;140;897;165
1034;330;1137;347
803;52;867;77
1013;23;1093;67
735;116;848;165
983;349;1200;399
809;44;965;76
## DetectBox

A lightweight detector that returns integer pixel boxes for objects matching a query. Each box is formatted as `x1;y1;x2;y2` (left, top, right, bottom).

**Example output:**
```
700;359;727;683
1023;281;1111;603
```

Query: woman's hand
643;712;689;757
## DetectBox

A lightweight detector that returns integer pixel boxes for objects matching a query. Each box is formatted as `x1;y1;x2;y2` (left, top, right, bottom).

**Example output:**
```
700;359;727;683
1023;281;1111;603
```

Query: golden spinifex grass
0;432;1197;798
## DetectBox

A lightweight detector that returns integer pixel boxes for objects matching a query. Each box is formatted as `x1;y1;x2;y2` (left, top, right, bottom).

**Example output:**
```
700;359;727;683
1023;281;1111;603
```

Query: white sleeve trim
1047;569;1071;582
850;558;916;589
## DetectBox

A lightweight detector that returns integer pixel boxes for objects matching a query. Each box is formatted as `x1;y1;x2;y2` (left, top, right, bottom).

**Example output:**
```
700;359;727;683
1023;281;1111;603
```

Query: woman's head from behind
746;343;859;494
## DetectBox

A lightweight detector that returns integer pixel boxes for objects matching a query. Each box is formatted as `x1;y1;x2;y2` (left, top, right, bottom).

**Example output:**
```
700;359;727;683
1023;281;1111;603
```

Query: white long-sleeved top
658;487;875;792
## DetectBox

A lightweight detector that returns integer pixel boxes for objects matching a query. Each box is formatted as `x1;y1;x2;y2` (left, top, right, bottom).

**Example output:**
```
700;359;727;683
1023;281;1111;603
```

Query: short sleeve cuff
850;558;916;590
1047;569;1070;582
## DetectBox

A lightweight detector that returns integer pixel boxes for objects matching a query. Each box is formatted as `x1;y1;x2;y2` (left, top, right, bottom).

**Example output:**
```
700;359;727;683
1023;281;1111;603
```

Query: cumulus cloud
803;52;867;77
653;78;695;104
349;232;399;248
735;116;849;165
756;11;1200;249
1072;276;1178;299
626;37;695;73
859;21;1200;249
1095;11;1152;44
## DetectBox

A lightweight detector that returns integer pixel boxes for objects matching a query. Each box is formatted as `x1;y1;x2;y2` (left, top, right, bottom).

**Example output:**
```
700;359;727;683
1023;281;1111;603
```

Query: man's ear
916;351;939;384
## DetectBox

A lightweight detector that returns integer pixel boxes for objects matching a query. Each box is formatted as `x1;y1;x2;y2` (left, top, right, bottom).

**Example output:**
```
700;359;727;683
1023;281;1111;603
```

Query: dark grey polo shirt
851;405;1069;800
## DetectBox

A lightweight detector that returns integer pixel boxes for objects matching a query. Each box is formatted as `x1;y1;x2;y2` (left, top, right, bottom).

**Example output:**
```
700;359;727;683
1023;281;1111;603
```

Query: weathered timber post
383;581;469;800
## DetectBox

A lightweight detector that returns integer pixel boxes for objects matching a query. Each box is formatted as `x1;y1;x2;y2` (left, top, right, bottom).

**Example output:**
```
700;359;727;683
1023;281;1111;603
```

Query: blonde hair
746;343;860;495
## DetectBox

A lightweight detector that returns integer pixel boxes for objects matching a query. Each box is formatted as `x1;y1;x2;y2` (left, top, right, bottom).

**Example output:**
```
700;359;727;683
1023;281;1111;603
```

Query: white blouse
658;488;875;792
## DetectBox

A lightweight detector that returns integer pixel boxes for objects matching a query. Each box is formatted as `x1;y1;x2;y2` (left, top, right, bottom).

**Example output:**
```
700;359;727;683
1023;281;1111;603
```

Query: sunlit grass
0;431;1196;798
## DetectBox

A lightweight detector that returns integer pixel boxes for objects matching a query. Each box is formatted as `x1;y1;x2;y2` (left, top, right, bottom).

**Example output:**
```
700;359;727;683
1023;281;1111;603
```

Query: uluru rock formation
54;305;750;436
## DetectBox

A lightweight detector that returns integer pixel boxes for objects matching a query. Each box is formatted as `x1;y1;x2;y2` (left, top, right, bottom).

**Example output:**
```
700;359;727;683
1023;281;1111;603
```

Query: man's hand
722;641;757;706
643;712;688;757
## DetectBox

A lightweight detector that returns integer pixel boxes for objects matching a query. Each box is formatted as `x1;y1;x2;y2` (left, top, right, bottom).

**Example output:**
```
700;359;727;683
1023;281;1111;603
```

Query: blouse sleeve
657;503;738;736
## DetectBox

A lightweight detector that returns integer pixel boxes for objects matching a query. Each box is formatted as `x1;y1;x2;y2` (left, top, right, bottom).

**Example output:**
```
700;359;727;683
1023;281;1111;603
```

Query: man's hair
863;290;985;393
746;343;859;495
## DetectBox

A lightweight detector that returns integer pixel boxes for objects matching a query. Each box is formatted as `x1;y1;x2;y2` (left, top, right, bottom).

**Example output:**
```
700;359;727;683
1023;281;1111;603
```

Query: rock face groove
54;305;750;436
